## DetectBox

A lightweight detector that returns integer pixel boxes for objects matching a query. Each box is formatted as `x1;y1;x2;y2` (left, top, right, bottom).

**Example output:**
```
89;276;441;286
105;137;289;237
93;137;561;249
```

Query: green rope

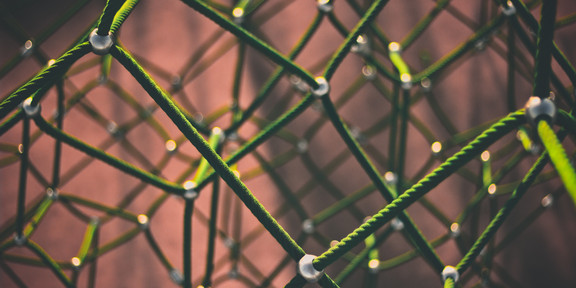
532;0;557;97
538;120;576;206
313;111;525;270
180;0;318;89
33;116;185;194
110;45;307;261
110;0;140;34
0;43;91;120
456;152;549;274
96;0;125;35
2;1;576;287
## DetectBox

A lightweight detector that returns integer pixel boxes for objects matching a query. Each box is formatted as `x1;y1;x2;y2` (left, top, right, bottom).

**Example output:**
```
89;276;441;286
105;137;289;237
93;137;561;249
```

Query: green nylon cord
110;45;307;261
26;239;72;287
180;0;318;89
191;128;224;184
196;93;316;192
0;109;23;136
538;120;576;206
33;116;185;194
456;151;549;274
400;0;452;50
0;43;91;120
16;117;30;239
226;12;324;133
313;111;525;270
183;199;194;288
388;44;411;79
532;0;557;97
510;0;576;88
22;197;54;238
444;277;455;288
51;81;65;188
322;0;389;80
414;15;505;81
109;0;140;34
319;96;445;272
76;219;99;266
3;1;576;286
144;229;175;275
96;0;125;35
202;172;221;287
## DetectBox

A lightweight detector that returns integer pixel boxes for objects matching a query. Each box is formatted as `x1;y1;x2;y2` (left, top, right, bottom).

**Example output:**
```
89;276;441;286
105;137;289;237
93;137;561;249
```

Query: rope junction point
442;265;459;283
525;96;557;126
22;97;40;118
311;76;330;98
298;254;325;283
89;28;114;55
317;0;333;13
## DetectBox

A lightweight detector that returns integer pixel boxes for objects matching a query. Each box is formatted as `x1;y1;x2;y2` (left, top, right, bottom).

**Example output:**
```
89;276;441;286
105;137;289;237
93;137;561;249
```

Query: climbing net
1;0;576;287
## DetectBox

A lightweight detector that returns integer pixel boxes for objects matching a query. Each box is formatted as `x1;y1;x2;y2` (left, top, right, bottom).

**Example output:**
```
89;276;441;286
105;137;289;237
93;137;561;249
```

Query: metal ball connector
137;214;150;230
525;96;557;126
501;1;516;16
183;181;198;200
302;219;315;234
311;76;330;98
391;217;404;231
232;7;245;24
298;254;324;283
89;29;114;55
46;187;59;200
351;34;371;56
169;269;184;285
14;234;27;246
22;97;41;118
317;0;333;13
442;265;459;283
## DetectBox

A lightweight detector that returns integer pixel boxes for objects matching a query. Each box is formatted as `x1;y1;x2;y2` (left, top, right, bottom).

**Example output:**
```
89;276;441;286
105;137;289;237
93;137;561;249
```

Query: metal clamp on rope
441;265;459;283
22;97;41;118
297;254;324;283
89;28;114;55
525;96;556;126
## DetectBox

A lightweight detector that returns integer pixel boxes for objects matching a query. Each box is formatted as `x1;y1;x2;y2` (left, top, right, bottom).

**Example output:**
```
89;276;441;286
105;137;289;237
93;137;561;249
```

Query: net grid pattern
1;0;576;287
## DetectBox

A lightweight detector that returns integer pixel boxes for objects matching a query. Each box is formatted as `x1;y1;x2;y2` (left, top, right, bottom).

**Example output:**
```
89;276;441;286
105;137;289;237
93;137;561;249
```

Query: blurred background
1;0;576;287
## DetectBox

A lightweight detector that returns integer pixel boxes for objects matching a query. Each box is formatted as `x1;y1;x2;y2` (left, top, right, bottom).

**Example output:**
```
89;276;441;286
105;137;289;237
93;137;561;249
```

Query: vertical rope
532;0;557;97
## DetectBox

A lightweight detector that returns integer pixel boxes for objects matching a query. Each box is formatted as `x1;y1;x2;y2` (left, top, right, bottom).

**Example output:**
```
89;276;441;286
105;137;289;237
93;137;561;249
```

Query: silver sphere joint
169;269;184;284
89;29;114;55
317;0;333;13
14;234;27;246
22;97;41;118
298;254;324;283
525;96;556;126
311;77;330;98
302;219;315;234
442;265;459;283
501;1;516;16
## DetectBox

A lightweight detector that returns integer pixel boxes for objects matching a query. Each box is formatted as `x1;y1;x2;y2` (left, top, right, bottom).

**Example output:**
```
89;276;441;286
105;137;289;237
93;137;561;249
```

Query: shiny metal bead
89;29;114;55
169;269;184;284
442;265;459;283
317;0;333;13
501;1;516;16
298;254;324;283
311;77;330;98
525;96;556;126
14;234;27;246
22;97;41;118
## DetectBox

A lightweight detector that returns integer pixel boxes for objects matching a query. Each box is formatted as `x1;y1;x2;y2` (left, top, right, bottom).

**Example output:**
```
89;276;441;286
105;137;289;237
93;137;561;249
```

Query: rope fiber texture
1;0;576;287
